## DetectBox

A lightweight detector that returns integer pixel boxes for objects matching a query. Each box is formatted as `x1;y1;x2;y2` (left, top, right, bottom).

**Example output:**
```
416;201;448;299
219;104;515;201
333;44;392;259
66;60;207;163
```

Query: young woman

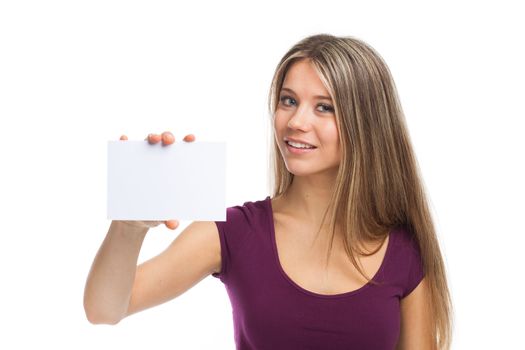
84;34;453;349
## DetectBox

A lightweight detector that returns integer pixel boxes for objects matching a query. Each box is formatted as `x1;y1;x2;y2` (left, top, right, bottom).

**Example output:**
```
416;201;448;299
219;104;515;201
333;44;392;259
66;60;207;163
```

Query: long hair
267;34;453;349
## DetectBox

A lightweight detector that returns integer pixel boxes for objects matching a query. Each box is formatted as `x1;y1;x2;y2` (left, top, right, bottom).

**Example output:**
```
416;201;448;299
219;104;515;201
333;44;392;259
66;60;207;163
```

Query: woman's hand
117;131;196;231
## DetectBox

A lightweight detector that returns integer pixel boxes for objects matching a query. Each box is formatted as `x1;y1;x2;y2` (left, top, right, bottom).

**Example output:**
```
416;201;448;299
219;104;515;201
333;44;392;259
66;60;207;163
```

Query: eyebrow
280;87;333;101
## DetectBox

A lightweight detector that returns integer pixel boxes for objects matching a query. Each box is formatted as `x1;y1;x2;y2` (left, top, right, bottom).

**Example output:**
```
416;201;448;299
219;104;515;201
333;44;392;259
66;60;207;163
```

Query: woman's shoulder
217;196;270;226
388;226;425;297
390;225;421;251
387;226;424;270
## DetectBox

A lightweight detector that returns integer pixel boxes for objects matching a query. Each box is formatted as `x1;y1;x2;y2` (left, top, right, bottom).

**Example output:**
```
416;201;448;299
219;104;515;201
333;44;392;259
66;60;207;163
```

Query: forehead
282;59;331;97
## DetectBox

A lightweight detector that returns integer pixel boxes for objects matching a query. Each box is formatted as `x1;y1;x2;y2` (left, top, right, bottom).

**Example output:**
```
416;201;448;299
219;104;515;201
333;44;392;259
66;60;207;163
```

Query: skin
272;59;434;349
84;131;220;325
396;278;435;349
272;58;342;238
85;64;434;348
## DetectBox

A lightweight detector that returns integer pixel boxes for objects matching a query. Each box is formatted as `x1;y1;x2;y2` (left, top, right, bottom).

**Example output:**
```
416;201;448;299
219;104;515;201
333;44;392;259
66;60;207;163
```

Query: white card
107;140;226;221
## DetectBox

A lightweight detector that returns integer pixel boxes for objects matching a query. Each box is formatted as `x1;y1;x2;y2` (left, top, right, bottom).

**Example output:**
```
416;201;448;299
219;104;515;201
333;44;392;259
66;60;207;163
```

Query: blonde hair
267;33;453;349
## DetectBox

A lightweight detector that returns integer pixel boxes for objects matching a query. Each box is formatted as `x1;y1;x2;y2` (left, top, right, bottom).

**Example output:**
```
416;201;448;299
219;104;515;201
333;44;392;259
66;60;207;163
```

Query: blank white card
107;140;226;221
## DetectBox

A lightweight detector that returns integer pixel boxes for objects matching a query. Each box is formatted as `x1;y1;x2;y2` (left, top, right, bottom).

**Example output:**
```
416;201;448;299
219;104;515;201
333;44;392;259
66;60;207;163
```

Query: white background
1;1;523;349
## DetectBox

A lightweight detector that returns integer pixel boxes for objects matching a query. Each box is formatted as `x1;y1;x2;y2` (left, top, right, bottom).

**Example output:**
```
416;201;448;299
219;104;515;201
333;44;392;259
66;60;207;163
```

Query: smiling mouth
285;142;317;154
285;140;317;149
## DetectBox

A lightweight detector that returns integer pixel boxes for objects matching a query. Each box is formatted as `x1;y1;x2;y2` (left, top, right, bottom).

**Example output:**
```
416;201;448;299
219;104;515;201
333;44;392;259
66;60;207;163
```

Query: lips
285;142;316;154
284;137;317;148
285;141;316;149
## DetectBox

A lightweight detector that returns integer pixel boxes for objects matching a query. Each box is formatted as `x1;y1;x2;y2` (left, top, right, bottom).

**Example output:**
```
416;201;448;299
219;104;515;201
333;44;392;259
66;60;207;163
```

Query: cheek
273;114;285;145
274;111;284;124
273;112;287;134
322;121;340;146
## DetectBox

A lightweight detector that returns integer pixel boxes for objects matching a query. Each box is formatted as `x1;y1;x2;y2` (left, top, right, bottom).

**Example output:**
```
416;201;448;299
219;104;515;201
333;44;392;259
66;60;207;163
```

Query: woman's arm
396;277;436;350
83;221;149;324
83;220;221;324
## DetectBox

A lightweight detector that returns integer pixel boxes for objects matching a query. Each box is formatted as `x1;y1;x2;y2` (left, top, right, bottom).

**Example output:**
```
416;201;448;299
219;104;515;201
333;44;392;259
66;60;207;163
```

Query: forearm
83;220;148;324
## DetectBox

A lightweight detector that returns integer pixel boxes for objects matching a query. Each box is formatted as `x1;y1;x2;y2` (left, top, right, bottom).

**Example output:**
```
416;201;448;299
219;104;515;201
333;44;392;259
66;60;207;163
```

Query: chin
285;163;340;177
285;165;326;177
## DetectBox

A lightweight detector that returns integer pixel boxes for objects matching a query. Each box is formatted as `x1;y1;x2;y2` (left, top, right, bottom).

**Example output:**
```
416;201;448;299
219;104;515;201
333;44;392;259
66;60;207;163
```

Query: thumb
165;220;180;230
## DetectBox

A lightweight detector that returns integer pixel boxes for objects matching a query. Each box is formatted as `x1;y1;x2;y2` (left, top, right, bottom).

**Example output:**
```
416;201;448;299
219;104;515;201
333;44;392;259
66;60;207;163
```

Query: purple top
212;196;425;350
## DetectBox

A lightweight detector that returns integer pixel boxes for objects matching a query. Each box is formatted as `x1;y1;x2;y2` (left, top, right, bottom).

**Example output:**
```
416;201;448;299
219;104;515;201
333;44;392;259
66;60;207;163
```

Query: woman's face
274;59;341;177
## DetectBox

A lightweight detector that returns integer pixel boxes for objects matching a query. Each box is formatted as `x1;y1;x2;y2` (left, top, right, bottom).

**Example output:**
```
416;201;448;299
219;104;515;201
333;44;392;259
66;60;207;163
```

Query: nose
287;105;312;131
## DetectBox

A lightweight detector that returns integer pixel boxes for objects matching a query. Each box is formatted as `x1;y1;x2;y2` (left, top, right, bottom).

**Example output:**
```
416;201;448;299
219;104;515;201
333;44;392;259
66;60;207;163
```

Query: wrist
111;220;149;236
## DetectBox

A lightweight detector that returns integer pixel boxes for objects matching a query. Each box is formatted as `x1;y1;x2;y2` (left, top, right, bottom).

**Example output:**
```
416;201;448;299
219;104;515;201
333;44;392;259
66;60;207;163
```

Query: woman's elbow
84;305;122;325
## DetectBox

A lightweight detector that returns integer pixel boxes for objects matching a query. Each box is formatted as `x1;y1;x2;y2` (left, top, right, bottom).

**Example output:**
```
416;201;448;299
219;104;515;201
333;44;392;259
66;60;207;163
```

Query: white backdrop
0;1;523;349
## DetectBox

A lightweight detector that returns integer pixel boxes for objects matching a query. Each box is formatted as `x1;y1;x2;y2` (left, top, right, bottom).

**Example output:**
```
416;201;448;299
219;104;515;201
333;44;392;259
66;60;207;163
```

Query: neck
282;172;337;226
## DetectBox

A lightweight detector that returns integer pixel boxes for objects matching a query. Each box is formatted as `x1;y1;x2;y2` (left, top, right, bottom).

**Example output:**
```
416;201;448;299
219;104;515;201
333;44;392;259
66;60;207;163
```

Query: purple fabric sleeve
212;205;248;283
211;220;228;282
401;235;425;298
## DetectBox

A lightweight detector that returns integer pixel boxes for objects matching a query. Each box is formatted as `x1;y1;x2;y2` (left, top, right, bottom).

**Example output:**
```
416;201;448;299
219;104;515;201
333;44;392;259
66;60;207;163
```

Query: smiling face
274;58;341;177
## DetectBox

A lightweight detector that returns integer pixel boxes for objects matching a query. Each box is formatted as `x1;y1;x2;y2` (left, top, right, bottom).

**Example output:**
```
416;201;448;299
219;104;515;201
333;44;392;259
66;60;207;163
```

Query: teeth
287;140;314;149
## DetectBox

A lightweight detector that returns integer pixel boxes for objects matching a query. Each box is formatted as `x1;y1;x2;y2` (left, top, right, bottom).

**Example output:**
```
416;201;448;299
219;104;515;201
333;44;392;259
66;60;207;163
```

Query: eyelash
279;95;334;113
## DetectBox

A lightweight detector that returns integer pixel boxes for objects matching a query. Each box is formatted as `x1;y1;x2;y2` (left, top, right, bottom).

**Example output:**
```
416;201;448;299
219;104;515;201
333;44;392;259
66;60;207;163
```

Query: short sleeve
211;217;230;283
210;205;252;283
401;235;425;298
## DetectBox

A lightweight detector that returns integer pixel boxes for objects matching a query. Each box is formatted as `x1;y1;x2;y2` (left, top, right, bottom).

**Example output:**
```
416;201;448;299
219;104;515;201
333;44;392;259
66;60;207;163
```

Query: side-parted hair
267;33;453;350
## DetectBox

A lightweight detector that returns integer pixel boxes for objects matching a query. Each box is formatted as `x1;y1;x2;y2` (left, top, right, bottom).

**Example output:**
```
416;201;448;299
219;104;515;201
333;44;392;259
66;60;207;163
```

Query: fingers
183;134;196;142
165;220;180;230
161;131;175;145
144;132;195;144
147;133;162;144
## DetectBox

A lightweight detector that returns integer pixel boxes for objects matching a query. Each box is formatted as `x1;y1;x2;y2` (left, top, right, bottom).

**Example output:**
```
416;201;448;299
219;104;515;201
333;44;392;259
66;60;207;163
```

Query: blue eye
279;95;334;113
280;95;296;106
318;104;334;113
